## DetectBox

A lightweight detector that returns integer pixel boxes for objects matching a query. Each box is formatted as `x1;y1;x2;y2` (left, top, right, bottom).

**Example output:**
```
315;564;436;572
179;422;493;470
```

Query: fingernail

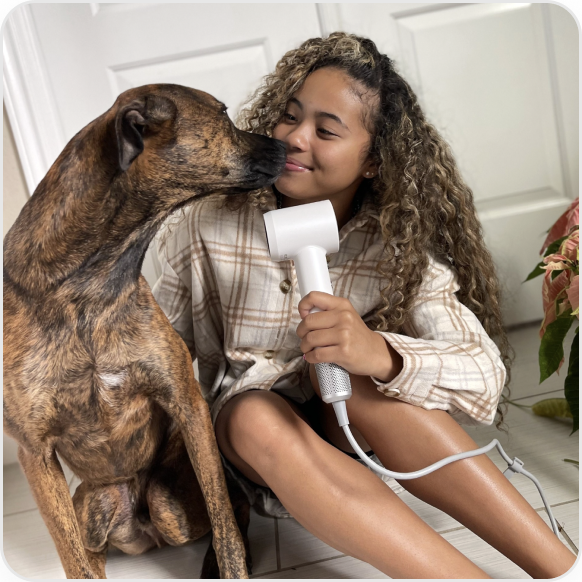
303;354;306;361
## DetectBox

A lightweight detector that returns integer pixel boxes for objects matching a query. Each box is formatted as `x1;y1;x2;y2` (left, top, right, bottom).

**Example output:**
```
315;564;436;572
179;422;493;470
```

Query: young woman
153;33;576;578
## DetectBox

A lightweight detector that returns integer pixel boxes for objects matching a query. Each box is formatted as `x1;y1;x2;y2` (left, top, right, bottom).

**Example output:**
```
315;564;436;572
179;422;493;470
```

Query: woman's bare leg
215;389;491;579
310;366;577;580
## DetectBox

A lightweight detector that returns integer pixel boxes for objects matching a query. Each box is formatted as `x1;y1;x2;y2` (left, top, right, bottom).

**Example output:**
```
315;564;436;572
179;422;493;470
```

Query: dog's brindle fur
3;84;286;579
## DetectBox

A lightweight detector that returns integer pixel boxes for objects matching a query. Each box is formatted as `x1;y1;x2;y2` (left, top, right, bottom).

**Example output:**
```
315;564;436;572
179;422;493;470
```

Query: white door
2;3;578;465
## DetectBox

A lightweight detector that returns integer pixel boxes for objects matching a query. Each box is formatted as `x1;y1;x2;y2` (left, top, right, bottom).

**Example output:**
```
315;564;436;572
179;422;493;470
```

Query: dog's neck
3;119;182;302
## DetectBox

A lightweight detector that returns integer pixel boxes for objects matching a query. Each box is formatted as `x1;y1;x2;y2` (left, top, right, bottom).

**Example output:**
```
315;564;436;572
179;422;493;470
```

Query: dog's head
110;84;286;199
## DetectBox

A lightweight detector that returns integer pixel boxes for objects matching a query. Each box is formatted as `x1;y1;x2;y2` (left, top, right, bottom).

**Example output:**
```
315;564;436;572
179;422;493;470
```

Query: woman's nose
285;125;310;151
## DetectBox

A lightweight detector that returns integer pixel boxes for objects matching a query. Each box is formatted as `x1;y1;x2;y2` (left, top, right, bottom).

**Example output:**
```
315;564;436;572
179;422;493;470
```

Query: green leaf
525;262;546;282
531;398;572;418
525;235;570;282
564;329;579;435
539;311;574;383
543;235;569;258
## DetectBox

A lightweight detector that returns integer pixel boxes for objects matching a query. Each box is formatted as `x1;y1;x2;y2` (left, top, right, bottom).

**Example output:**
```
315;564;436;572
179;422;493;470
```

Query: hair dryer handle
293;247;352;404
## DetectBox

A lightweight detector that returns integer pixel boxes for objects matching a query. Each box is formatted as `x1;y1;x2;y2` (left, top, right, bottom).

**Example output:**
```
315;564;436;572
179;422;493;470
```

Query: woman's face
272;67;377;205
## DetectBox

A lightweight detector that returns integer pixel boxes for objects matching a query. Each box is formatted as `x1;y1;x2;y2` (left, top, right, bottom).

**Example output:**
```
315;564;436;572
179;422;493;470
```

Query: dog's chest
46;360;169;481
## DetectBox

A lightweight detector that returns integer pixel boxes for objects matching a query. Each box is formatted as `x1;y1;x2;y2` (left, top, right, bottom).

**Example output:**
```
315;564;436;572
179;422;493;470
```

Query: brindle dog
3;84;286;579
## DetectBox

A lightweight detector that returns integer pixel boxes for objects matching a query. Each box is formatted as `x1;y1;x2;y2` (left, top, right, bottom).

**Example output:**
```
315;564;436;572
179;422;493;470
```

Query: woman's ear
362;161;379;179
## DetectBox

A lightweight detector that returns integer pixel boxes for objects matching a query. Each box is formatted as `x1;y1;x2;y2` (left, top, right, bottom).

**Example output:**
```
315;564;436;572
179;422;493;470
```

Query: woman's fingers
296;310;337;338
303;344;339;364
300;328;340;355
297;291;348;318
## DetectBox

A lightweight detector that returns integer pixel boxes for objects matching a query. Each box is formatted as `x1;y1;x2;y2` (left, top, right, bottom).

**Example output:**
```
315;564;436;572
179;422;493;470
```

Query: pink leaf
566;275;579;318
540;270;572;338
559;230;579;261
541;198;579;254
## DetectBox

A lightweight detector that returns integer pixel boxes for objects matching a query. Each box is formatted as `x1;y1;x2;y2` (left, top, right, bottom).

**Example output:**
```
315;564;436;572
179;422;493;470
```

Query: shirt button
279;279;292;294
264;350;275;359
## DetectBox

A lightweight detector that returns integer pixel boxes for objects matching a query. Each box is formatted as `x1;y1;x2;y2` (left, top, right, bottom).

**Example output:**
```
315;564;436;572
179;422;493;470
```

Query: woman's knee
215;390;309;463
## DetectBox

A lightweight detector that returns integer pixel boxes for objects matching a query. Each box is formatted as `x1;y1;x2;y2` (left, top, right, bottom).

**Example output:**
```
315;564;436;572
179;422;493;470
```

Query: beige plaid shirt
152;191;506;428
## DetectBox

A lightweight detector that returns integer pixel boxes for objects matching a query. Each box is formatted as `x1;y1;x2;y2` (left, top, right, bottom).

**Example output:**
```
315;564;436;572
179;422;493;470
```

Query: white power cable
332;400;560;537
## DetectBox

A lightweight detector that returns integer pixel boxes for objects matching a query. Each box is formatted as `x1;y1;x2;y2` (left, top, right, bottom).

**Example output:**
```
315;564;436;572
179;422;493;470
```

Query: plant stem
501;397;532;409
563;458;579;465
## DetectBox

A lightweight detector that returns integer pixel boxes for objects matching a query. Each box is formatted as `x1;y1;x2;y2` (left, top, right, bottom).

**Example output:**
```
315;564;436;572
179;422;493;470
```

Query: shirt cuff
369;331;441;406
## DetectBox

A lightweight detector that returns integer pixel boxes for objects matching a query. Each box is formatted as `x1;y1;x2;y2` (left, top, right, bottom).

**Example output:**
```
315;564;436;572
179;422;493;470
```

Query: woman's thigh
214;389;313;487
309;363;499;499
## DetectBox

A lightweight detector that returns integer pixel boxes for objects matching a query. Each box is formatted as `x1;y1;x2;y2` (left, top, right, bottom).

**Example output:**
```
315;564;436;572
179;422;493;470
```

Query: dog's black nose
249;158;281;177
248;138;287;177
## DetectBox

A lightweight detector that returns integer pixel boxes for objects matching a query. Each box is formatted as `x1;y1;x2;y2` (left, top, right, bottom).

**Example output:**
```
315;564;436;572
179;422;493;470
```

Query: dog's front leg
166;379;248;579
18;446;99;579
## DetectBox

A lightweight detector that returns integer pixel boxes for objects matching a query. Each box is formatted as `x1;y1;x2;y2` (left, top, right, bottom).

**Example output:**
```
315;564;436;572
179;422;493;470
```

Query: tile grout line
252;553;348;578
3;507;40;518
3;474;80;519
507;388;567;403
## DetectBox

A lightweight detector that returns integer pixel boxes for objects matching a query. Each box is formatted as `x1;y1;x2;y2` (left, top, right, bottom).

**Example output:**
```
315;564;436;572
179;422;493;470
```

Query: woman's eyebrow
289;97;350;131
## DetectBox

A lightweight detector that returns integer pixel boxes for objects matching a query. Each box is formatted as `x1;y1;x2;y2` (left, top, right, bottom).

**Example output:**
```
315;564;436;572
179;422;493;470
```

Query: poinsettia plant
525;198;579;434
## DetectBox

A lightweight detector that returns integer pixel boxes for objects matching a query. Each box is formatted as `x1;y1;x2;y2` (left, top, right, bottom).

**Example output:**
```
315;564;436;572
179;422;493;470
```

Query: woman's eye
283;112;296;121
318;128;336;137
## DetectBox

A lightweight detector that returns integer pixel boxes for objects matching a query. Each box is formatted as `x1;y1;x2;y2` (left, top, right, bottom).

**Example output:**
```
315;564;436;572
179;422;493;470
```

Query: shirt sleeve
370;259;506;426
151;239;196;362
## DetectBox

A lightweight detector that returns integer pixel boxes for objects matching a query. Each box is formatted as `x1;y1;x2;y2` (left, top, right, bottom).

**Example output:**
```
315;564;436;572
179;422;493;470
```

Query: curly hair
222;32;513;430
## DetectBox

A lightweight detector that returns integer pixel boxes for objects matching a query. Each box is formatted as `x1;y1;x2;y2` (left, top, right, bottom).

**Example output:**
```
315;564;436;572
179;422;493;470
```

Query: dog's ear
116;102;146;172
115;95;177;172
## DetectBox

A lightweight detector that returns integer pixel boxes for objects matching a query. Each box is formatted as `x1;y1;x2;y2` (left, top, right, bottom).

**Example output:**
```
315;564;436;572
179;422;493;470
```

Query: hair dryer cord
332;400;561;538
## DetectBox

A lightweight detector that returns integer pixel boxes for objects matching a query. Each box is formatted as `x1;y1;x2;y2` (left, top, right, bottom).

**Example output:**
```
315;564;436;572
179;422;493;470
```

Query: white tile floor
3;324;579;579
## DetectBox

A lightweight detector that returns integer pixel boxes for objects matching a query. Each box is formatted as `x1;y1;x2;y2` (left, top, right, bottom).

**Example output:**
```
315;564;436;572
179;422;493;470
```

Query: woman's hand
296;291;403;383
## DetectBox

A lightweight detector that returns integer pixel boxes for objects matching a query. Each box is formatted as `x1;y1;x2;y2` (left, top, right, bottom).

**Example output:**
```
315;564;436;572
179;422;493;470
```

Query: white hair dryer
263;199;352;404
263;198;561;539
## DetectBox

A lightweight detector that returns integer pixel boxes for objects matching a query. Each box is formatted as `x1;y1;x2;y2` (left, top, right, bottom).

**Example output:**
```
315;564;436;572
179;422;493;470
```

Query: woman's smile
284;156;313;172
